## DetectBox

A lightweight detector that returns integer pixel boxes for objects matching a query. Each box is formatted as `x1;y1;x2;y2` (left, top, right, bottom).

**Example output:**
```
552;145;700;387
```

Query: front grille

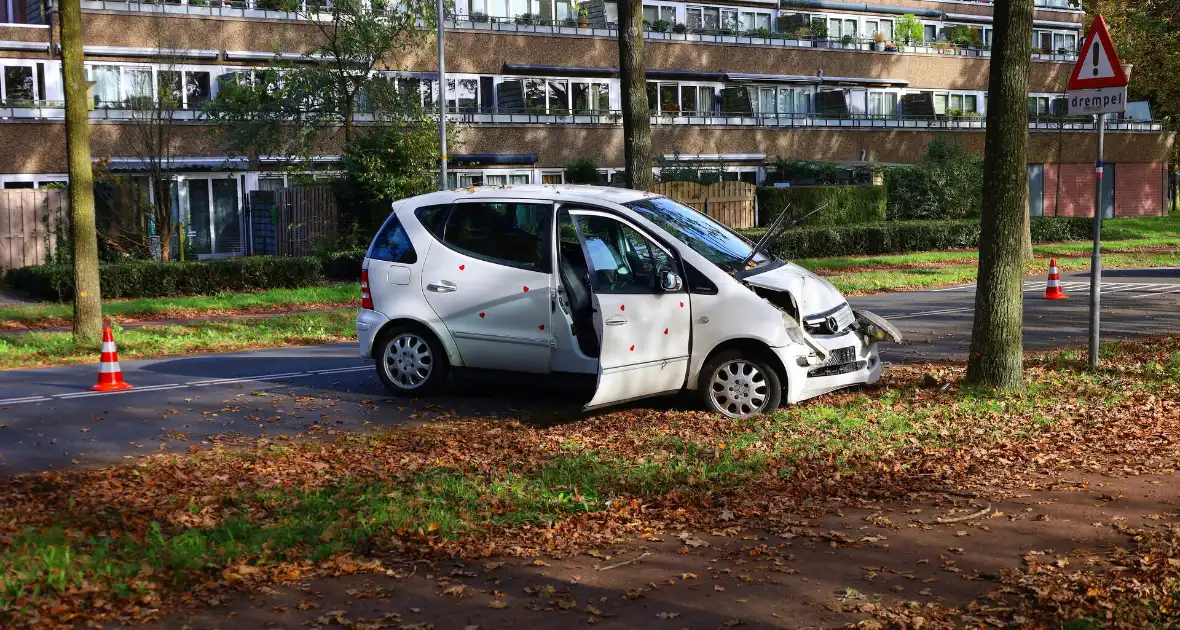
808;360;866;378
804;303;855;335
821;346;856;367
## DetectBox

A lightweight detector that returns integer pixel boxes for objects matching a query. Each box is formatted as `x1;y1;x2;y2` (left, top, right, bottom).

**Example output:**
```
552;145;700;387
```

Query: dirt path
137;471;1177;629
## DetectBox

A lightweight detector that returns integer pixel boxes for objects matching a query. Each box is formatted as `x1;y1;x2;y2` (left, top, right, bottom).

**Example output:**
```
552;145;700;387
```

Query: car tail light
360;270;374;310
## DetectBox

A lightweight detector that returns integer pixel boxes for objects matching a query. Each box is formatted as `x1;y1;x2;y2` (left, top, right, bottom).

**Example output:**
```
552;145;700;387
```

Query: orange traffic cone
91;325;133;391
1042;258;1069;300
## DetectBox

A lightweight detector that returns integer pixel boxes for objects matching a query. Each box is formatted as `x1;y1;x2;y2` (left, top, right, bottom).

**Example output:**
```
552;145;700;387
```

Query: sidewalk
140;470;1179;629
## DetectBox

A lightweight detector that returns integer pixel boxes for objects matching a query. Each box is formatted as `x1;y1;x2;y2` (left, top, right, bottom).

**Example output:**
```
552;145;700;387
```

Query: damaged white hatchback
357;185;902;419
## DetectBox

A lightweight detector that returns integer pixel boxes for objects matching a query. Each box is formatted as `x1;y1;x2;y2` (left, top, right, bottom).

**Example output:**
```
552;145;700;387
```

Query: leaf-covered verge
2;337;1180;627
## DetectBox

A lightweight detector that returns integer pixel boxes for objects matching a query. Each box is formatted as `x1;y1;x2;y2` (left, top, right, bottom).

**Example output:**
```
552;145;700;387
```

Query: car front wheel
698;350;783;419
375;325;449;396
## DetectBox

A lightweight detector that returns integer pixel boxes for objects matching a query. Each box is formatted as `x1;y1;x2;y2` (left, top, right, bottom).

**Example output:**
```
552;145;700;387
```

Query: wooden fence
649;181;758;228
0;189;70;271
274;184;339;257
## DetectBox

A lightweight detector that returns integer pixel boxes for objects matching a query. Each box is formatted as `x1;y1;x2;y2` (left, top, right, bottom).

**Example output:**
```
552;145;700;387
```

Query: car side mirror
659;269;683;292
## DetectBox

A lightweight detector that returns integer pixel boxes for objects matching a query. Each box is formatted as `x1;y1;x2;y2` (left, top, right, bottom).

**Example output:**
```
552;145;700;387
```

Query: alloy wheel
383;333;434;390
709;359;769;418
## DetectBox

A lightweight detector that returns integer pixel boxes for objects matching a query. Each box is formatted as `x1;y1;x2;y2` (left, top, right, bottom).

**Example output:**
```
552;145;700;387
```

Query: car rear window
367;214;417;263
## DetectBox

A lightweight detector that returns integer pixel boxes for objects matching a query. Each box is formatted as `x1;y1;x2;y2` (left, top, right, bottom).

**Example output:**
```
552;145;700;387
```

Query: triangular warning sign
1069;15;1129;90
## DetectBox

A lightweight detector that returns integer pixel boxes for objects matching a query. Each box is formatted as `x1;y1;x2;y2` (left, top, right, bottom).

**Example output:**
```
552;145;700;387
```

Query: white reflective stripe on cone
1047;279;1061;287
99;362;122;373
101;341;117;353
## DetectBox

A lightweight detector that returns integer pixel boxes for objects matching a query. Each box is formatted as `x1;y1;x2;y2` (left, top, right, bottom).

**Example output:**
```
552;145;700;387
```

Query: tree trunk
966;0;1034;391
617;0;653;191
61;0;103;343
155;177;173;261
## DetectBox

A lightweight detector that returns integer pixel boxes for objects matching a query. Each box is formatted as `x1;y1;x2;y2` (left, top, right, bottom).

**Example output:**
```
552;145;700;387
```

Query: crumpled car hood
742;262;847;317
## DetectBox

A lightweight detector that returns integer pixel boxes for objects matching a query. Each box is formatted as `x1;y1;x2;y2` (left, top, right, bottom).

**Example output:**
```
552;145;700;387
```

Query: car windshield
624;196;769;270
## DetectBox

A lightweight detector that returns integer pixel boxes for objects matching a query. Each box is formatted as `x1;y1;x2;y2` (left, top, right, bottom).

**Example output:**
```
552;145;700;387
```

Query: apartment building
0;0;1174;256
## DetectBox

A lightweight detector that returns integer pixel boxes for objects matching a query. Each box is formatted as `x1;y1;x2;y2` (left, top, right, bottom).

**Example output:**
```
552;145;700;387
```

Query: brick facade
1114;163;1167;217
1041;162;1167;217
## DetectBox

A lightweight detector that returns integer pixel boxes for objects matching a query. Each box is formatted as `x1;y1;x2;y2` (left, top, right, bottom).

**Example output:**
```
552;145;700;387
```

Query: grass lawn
0;309;356;369
0;283;357;328
818;250;1180;294
1;337;1178;625
798;216;1180;293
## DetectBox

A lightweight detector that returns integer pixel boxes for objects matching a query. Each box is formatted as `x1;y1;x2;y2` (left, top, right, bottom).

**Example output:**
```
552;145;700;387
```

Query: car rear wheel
698;349;782;419
376;325;449;396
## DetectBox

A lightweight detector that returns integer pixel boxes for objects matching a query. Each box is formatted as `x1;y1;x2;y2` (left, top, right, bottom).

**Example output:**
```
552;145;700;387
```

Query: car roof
395;185;661;210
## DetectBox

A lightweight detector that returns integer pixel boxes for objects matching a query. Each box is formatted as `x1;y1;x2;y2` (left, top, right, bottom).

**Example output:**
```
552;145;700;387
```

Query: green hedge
757;185;887;227
5;251;368;302
737;217;1093;259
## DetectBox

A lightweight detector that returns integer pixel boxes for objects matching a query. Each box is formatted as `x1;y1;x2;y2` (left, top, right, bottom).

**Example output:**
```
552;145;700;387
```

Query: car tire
375;324;449;397
698;349;783;419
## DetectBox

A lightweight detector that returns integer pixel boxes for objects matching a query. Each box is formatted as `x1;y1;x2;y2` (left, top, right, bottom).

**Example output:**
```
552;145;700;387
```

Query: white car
357;185;901;419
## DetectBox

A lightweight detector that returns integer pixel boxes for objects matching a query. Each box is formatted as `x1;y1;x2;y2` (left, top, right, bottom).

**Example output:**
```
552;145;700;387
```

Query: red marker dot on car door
620;304;625;311
479;312;485;318
679;301;685;308
459;264;465;271
664;328;669;335
538;324;545;331
523;286;530;292
629;345;635;351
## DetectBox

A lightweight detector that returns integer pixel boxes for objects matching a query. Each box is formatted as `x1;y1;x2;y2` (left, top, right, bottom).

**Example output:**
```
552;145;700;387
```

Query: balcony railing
0;102;1164;132
75;0;1080;63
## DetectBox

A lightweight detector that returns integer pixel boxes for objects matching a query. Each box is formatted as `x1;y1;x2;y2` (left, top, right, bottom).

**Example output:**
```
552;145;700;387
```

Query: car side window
367;214;417;264
573;214;672;294
441;202;552;271
415;204;451;239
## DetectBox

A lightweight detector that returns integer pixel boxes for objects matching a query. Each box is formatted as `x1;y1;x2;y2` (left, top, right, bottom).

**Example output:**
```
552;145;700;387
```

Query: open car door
567;209;691;409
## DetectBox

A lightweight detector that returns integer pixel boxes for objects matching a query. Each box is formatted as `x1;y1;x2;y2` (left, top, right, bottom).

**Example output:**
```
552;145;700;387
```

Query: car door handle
426;281;458;293
604;316;627;326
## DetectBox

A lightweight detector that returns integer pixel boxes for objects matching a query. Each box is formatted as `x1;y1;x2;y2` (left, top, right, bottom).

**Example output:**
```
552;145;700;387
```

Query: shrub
884;139;983;221
736;217;1092;259
757;185;887;227
6;256;330;301
320;250;367;282
564;158;603;184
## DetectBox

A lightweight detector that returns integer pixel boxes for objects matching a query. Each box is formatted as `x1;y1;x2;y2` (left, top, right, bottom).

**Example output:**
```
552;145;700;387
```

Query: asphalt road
1;267;1177;475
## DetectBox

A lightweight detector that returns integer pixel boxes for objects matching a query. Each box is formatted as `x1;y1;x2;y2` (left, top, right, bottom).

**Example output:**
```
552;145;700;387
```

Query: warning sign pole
1088;113;1104;368
1067;14;1128;368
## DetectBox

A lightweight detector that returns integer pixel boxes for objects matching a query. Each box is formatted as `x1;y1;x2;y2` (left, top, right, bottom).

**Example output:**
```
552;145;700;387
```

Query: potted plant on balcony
884;41;899;52
872;31;885;51
651;18;670;33
896;13;922;46
470;10;489;22
577;4;589;27
811;20;828;48
749;26;771;40
673;22;688;34
514;12;537;25
661;103;680;122
840;33;855;49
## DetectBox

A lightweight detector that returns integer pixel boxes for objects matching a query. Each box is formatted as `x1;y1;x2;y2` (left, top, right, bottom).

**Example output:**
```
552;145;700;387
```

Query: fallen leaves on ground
2;336;1180;627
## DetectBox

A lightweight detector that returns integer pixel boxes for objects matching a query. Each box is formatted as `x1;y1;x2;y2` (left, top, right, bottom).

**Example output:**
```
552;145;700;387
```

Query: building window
642;4;674;23
923;24;936;42
868;91;898;117
2;64;34;103
738;10;770;31
542;171;564;184
572;81;609;114
686;6;735;31
446;77;480;113
89;65;121;106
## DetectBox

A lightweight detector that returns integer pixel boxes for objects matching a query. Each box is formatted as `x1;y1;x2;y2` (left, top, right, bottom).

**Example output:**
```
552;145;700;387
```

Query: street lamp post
436;0;448;190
